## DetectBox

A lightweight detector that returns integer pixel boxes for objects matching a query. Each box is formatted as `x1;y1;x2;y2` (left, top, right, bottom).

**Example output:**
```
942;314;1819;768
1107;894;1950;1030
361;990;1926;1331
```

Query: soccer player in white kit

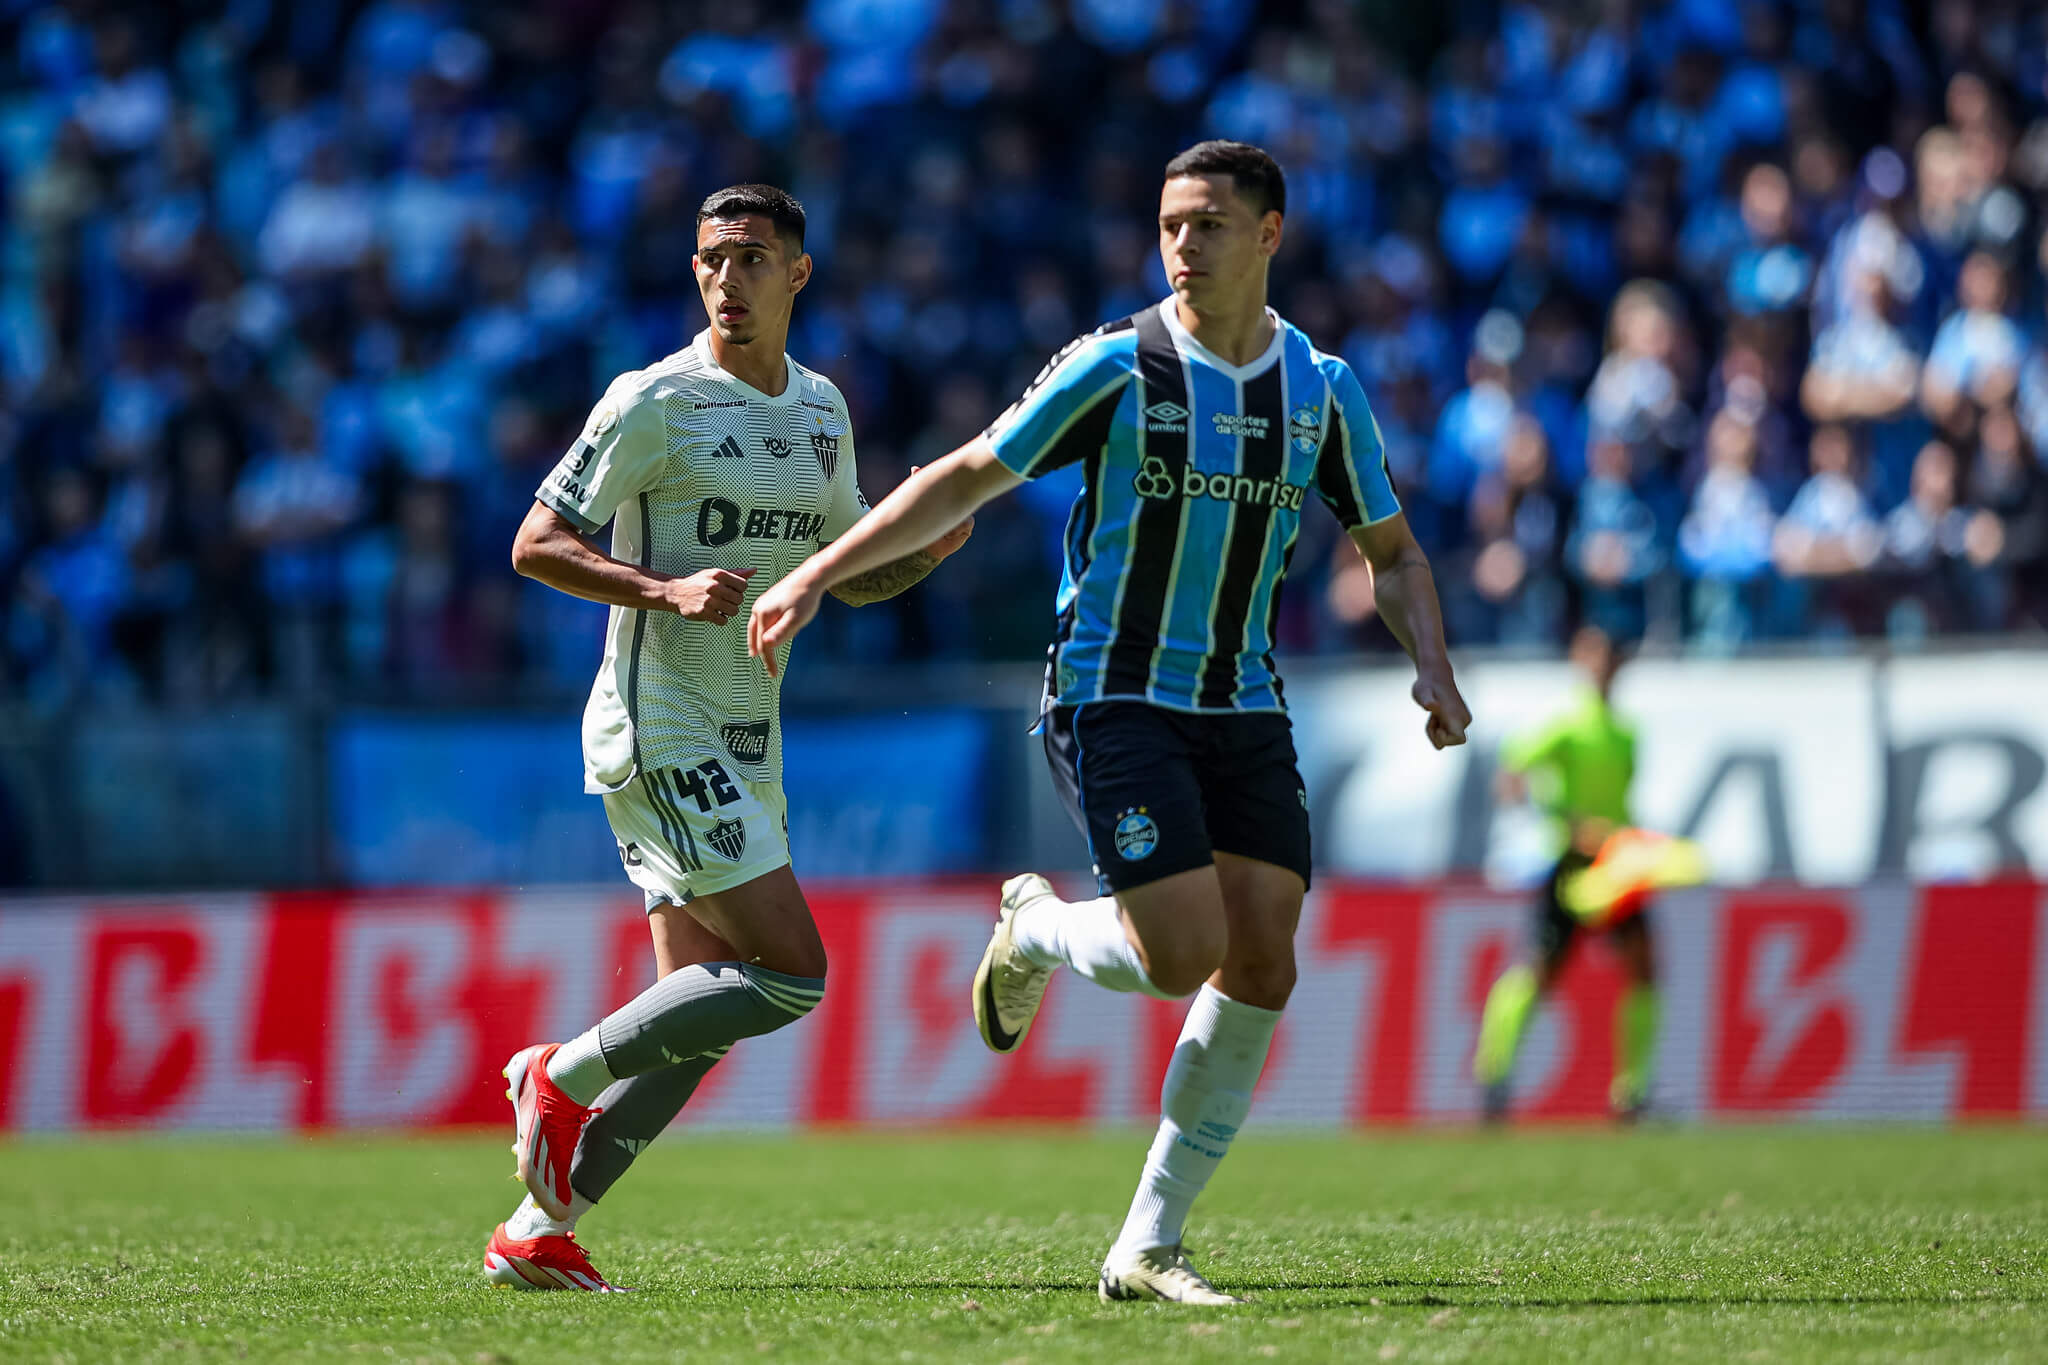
482;185;972;1291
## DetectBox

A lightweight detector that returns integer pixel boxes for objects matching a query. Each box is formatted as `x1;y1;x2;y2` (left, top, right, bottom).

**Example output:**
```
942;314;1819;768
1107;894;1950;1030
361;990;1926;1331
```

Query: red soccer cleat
483;1222;626;1292
504;1043;597;1221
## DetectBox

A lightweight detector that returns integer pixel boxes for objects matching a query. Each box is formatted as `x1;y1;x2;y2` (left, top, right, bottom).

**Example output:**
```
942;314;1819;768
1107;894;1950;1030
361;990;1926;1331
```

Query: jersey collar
692;331;800;406
1156;298;1285;379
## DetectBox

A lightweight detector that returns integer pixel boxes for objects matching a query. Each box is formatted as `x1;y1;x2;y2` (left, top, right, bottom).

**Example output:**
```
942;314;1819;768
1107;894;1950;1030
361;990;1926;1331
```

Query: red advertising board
1;881;2042;1131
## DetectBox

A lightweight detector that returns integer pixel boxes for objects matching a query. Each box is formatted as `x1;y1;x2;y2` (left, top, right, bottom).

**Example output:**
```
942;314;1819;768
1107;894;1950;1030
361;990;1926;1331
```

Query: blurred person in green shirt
1474;626;1661;1121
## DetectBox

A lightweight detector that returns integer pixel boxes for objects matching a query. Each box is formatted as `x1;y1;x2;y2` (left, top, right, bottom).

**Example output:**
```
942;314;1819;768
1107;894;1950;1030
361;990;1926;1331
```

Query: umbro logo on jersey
698;497;827;547
1132;456;1306;510
1143;401;1189;432
713;436;745;459
764;437;792;458
707;817;747;862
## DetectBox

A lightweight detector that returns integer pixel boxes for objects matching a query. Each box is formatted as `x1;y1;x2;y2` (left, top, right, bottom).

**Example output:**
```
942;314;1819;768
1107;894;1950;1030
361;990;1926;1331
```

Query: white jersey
536;332;867;795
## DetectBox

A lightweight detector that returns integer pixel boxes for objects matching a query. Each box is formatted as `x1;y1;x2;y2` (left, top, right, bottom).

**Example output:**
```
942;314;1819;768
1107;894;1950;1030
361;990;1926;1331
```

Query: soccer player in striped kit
751;142;1471;1304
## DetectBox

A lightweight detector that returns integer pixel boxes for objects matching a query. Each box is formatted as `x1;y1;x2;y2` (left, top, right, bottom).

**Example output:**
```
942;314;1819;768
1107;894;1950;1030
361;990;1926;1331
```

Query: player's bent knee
737;963;827;1037
1222;954;1296;1009
1140;939;1228;998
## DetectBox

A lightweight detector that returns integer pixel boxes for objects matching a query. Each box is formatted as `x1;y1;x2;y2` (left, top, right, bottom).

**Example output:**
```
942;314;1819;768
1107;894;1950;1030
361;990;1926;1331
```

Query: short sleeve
1312;362;1402;530
985;331;1134;480
818;401;867;543
535;380;667;534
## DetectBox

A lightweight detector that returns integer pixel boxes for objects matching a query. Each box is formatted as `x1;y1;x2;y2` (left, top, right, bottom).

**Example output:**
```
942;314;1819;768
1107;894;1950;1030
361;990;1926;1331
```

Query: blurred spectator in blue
1585;281;1695;477
1923;250;2026;430
157;420;261;701
1802;263;1926;504
1627;47;1730;205
1679;407;1777;648
376;328;487;483
1959;405;2048;631
1803;267;1922;426
1773;424;1884;637
1341;237;1458;402
450;247;541;382
8;468;132;704
385;479;505;688
1566;436;1664;642
1429;310;1524;526
1439;138;1530;287
1878;438;1970;638
259;140;376;285
1453;416;1571;647
1813;147;1927;337
379;124;479;312
232;404;362;692
2017;240;2048;462
1726;163;1815;318
73;18;172;160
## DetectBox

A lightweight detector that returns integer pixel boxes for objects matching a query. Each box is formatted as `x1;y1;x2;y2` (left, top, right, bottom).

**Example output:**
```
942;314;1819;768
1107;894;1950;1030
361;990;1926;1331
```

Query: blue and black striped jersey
988;298;1399;713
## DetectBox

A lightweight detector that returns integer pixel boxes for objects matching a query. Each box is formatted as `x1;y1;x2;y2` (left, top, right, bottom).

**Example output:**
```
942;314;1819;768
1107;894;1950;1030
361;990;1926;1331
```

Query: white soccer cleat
1098;1244;1247;1305
972;873;1058;1053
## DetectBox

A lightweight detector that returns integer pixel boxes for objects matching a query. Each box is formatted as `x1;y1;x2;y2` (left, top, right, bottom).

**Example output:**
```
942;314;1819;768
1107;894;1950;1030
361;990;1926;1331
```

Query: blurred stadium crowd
3;0;2048;707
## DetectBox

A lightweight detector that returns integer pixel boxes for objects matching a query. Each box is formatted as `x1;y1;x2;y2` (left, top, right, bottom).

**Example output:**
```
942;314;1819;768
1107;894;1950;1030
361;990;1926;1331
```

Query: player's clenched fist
1413;673;1472;750
747;570;823;676
665;566;757;626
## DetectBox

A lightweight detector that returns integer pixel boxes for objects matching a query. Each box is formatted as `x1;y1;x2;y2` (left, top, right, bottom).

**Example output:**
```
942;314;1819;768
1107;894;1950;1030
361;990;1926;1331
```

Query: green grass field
6;1127;2044;1363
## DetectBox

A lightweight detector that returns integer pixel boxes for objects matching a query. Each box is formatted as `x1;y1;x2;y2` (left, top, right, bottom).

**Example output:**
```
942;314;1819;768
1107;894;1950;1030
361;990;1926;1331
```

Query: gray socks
596;962;825;1078
569;1045;729;1203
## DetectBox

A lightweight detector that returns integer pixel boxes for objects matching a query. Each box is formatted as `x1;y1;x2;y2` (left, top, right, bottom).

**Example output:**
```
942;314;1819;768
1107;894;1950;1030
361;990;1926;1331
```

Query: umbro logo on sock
614;1137;651;1156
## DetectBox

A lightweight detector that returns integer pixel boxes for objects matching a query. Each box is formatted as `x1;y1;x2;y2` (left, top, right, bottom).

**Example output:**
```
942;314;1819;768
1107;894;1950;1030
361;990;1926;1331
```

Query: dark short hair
1163;140;1286;218
697;183;806;252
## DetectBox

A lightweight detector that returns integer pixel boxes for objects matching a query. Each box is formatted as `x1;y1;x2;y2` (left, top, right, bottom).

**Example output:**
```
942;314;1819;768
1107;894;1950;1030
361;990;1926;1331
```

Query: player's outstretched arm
750;438;1019;673
512;502;758;625
827;468;976;606
1350;513;1472;750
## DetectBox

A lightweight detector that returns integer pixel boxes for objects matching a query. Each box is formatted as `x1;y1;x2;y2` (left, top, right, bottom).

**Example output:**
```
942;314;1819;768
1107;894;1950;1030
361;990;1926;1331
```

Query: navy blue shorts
1042;701;1311;894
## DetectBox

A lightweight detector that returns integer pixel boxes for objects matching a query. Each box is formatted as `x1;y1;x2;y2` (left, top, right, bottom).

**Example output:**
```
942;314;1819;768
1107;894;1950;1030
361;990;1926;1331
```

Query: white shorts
602;758;790;909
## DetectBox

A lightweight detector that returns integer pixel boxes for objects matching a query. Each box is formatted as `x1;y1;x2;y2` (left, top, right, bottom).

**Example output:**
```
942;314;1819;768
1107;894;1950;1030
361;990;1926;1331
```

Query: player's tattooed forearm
830;550;942;605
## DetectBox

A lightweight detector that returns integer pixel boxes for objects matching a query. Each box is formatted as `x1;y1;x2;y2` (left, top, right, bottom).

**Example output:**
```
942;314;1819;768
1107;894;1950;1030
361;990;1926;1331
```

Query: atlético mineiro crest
1113;807;1159;861
810;429;838;480
707;817;747;862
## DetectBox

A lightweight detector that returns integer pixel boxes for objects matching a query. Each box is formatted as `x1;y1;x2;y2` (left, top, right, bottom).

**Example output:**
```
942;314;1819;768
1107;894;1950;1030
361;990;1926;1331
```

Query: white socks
1110;983;1281;1261
546;1029;616;1106
1011;893;1175;999
506;1190;595;1241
